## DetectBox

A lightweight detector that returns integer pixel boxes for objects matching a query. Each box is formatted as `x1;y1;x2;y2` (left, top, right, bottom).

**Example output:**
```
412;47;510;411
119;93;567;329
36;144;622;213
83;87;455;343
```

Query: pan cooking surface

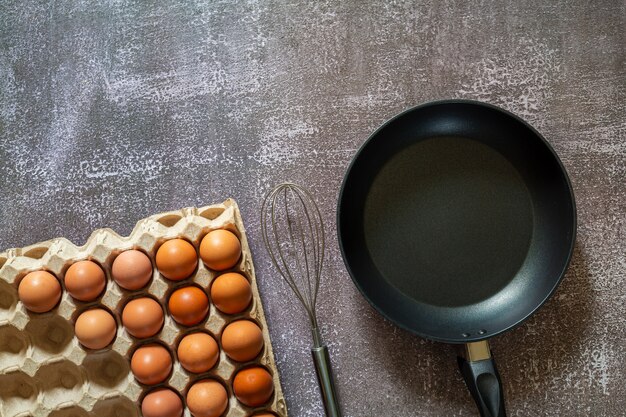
338;100;576;341
364;136;534;307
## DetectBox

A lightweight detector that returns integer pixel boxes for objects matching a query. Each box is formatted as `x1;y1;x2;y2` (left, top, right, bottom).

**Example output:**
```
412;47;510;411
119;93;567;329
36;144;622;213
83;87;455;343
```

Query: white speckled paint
1;1;624;416
456;37;562;121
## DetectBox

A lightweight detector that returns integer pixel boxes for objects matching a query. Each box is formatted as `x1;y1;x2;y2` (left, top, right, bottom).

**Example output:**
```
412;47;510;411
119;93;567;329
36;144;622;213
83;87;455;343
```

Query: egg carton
0;200;288;417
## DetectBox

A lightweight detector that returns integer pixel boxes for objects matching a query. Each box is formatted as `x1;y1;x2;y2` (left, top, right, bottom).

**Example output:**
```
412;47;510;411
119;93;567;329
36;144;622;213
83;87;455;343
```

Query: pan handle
457;341;507;417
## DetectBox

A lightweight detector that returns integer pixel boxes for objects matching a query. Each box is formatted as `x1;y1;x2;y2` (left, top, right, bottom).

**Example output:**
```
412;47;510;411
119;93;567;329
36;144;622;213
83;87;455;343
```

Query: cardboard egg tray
0;199;288;417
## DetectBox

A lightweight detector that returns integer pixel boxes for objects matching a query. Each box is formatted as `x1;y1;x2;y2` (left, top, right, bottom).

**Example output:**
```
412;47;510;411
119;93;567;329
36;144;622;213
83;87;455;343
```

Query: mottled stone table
1;1;624;416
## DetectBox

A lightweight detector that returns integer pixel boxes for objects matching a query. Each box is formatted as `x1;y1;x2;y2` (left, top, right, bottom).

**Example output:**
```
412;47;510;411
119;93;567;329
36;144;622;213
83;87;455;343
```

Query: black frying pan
337;100;576;416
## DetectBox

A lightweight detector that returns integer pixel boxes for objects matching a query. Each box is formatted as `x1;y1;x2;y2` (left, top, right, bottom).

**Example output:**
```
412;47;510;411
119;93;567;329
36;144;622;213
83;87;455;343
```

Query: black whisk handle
311;345;342;417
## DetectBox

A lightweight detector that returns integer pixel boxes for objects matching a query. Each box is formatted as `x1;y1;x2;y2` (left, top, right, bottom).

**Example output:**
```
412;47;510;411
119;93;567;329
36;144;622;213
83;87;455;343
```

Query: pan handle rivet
462;333;470;338
478;329;486;335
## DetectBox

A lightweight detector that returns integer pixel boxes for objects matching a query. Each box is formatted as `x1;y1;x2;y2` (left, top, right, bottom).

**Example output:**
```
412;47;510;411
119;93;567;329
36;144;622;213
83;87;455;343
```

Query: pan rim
337;99;577;343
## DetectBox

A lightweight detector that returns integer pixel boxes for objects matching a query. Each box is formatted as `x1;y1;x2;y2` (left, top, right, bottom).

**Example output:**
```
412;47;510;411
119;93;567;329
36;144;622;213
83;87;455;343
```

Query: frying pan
337;100;576;416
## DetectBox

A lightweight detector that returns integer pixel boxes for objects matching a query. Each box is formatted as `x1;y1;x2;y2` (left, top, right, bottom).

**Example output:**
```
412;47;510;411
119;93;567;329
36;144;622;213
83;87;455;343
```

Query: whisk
261;183;342;417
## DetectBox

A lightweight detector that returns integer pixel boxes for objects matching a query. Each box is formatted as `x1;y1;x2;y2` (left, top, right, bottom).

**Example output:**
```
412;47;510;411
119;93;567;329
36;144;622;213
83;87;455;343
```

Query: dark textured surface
1;1;624;416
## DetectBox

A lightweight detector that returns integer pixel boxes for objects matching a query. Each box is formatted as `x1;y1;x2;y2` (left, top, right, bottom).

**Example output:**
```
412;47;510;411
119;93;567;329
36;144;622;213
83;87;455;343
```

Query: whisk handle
312;345;342;417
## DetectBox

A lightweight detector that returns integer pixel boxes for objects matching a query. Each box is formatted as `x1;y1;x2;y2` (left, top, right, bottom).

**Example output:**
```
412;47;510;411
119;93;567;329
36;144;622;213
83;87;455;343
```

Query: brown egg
111;250;153;290
233;367;274;407
122;297;164;338
199;229;241;271
64;260;106;301
18;270;62;313
177;332;219;373
156;239;198;281
131;343;172;385
221;320;264;362
75;308;117;349
186;379;228;417
141;388;183;417
210;272;252;314
168;286;209;326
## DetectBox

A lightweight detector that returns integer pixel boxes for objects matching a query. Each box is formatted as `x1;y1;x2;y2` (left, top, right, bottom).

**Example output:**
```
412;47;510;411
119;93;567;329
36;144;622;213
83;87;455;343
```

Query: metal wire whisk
261;183;342;417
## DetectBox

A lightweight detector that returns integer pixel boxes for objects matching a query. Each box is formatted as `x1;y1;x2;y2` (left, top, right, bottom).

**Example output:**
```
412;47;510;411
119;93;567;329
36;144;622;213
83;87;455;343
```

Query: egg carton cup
0;200;288;417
